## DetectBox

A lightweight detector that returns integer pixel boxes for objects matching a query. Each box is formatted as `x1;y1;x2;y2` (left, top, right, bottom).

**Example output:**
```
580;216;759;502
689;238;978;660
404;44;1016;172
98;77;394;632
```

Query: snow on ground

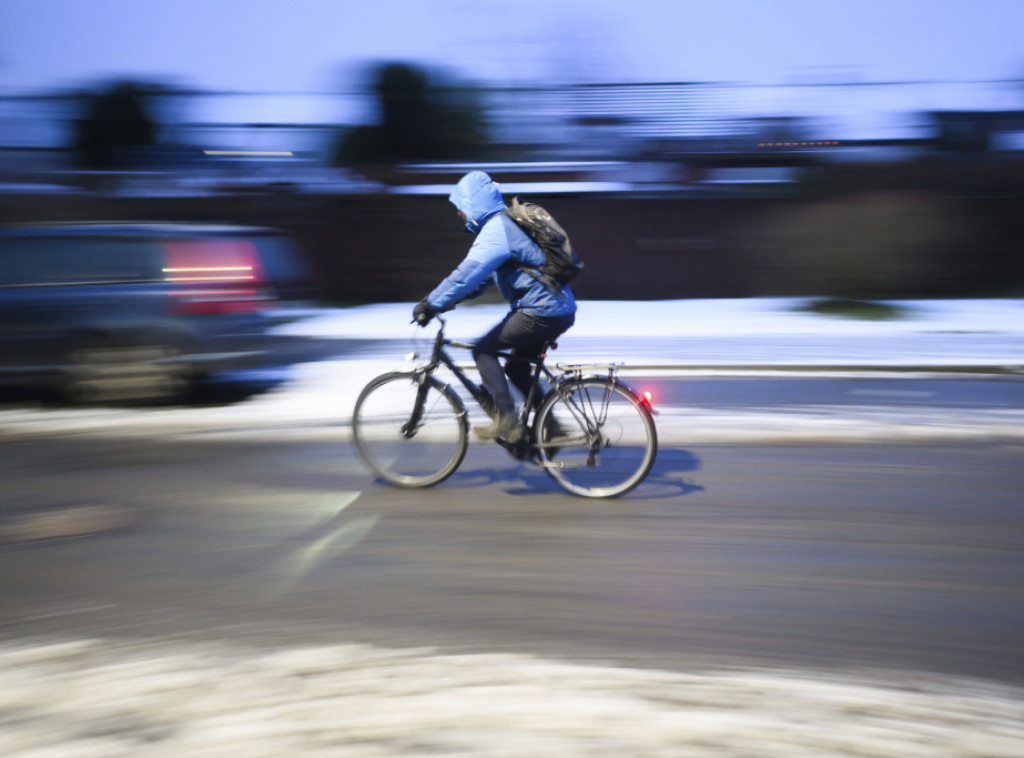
3;638;1023;757
273;297;1024;340
0;354;1022;444
0;298;1021;443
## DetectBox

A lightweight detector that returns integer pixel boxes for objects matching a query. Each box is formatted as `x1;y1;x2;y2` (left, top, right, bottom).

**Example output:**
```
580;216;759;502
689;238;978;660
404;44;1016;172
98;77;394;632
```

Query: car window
0;238;163;287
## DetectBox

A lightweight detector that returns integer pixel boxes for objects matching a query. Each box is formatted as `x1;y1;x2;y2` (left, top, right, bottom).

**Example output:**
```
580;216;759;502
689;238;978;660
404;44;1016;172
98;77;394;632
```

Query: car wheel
63;340;191;404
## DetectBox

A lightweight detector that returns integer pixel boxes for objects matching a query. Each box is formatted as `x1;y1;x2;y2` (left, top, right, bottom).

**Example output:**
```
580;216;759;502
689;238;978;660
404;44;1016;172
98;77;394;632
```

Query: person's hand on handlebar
412;300;437;326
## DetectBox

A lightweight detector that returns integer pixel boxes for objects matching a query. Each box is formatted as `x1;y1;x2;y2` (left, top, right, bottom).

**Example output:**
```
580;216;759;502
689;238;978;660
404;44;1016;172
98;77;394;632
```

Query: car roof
0;222;283;239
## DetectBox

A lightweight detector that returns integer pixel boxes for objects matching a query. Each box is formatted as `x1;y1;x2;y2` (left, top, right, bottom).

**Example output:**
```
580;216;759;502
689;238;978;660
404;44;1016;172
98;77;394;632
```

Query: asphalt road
2;430;1022;683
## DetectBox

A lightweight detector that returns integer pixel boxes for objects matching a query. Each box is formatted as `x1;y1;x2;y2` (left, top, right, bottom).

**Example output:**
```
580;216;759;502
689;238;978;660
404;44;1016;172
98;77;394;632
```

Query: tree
73;81;156;170
333;62;488;166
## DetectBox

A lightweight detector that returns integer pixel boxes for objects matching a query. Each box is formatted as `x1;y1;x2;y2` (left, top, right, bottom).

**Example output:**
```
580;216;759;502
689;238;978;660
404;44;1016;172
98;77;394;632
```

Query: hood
448;171;505;232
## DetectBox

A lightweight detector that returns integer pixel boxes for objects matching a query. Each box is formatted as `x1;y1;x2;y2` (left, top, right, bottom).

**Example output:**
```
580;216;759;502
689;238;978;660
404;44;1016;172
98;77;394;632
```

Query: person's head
448;171;504;234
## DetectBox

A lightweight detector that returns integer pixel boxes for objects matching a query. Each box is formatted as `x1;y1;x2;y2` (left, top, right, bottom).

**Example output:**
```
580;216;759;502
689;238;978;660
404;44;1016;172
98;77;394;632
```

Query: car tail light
162;239;273;315
169;288;271;315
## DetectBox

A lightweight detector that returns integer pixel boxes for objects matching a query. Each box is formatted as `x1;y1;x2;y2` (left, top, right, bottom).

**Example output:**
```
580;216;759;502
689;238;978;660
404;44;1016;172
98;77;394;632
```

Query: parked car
0;222;317;402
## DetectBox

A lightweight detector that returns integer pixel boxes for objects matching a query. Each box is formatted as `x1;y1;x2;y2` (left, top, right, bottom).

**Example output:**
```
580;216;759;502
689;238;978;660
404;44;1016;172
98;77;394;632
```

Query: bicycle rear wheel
534;377;657;498
353;371;468;488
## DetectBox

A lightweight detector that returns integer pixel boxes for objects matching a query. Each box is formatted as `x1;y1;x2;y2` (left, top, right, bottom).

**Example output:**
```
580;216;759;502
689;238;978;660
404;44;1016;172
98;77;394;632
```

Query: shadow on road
441;447;703;499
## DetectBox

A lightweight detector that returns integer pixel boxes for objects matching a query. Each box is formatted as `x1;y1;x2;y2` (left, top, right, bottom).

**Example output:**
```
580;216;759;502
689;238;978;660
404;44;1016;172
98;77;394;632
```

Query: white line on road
21;604;117;622
848;389;938;398
271;491;380;593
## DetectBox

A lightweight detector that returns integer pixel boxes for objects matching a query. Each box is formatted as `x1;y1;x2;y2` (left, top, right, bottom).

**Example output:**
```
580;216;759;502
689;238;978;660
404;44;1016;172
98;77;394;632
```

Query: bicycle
352;315;658;498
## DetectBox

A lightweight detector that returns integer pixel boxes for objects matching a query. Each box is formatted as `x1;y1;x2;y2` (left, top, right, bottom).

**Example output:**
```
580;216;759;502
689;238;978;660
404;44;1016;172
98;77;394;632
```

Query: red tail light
170;289;269;315
162;239;273;315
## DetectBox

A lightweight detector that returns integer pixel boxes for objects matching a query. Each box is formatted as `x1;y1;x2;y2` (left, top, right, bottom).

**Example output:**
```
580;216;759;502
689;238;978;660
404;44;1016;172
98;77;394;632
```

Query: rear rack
554;362;624;373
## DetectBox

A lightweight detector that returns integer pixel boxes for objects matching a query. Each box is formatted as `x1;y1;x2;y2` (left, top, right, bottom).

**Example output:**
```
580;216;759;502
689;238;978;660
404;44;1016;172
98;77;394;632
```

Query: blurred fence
2;157;1022;302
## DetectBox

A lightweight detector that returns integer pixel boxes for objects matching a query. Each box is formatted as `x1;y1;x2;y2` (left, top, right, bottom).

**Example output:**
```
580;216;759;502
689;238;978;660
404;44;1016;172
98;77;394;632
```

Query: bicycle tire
534;377;657;498
353;371;468;488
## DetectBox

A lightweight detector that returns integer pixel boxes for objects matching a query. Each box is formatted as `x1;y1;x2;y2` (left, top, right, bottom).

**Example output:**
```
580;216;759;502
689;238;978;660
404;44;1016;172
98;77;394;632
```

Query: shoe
473;419;499;440
474;412;523;444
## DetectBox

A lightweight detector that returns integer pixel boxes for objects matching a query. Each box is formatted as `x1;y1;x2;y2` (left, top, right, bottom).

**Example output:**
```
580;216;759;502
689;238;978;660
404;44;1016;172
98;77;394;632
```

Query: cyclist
413;171;577;443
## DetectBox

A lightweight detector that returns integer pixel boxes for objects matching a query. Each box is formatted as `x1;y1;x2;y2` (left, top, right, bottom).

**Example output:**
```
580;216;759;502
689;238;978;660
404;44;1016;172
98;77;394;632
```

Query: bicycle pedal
537;460;575;470
497;439;530;459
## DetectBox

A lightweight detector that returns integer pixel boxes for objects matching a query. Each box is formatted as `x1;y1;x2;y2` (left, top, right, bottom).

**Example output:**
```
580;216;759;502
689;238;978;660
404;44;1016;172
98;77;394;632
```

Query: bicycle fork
400;371;433;438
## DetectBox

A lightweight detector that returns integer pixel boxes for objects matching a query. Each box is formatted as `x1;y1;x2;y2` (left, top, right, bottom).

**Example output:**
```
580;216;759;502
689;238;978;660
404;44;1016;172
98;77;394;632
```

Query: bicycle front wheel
353;371;468;488
534;377;657;498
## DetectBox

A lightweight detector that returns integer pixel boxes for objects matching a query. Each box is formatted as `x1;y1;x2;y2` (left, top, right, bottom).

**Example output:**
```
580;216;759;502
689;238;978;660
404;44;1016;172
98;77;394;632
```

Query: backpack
504;197;583;293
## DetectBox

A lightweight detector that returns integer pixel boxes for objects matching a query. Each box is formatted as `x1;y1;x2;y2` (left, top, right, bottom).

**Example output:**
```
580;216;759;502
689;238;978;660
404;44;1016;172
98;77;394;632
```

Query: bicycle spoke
353;372;467;488
534;378;657;498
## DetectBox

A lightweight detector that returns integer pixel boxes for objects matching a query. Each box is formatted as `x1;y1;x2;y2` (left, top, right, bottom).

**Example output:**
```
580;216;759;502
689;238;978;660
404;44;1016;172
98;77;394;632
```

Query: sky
1;0;1023;95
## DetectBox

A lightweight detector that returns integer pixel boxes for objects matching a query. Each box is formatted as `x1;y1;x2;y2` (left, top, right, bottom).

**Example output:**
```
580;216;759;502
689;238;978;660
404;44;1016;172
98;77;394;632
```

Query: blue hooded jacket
426;171;577;318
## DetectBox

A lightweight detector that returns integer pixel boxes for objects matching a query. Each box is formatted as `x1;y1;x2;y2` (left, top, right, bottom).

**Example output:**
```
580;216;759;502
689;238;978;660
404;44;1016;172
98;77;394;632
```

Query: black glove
412;300;436;326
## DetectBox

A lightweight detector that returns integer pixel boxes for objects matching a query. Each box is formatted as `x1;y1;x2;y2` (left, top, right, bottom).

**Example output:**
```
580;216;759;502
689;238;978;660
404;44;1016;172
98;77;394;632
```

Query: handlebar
411;312;447;328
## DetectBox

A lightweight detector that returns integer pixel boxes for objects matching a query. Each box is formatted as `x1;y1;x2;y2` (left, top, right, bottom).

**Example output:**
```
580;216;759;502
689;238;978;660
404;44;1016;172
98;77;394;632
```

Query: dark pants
472;310;575;417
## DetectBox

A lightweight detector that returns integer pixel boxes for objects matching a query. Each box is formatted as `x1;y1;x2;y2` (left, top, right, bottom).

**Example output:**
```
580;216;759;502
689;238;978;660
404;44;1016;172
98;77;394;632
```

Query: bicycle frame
412;316;554;433
410;316;651;452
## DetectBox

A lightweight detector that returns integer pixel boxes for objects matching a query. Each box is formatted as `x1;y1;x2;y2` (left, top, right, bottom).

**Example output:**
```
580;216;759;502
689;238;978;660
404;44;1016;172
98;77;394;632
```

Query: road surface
1;374;1022;756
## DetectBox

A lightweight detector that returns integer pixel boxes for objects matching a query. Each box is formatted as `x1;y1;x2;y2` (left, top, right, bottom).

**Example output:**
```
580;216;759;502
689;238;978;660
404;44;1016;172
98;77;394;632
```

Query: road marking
272;491;379;592
22;604;117;622
0;505;140;543
848;389;937;398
